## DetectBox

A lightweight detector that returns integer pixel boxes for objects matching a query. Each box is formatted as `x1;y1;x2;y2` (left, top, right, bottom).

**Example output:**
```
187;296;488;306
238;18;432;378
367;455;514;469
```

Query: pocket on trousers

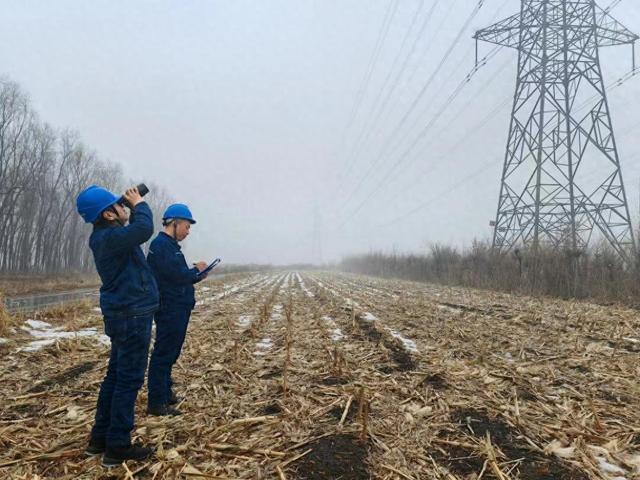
128;315;152;340
104;317;128;347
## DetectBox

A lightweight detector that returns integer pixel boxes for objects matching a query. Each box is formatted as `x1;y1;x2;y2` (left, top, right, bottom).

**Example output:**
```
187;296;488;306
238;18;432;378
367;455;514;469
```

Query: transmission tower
475;0;638;261
312;207;323;265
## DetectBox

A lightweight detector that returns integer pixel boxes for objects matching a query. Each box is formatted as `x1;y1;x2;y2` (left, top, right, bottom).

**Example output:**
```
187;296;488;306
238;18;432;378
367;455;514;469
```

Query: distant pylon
312;207;323;265
475;0;637;260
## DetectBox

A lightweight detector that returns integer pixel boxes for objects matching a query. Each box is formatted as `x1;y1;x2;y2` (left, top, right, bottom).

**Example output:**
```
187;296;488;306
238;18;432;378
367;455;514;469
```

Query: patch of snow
361;312;378;322
385;327;418;353
270;304;283;321
237;315;252;329
295;273;315;297
345;298;361;308
23;339;56;352
321;316;344;342
23;328;94;340
596;456;626;476
254;337;273;356
331;329;345;341
25;319;53;329
20;320;106;351
0;338;8;344
437;304;459;313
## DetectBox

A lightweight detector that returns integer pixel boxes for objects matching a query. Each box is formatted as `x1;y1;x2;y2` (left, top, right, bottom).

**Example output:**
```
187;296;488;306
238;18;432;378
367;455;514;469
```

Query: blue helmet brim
163;217;196;224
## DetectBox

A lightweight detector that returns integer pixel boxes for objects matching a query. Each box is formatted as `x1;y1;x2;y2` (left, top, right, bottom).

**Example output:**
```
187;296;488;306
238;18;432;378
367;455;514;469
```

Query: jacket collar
159;231;181;249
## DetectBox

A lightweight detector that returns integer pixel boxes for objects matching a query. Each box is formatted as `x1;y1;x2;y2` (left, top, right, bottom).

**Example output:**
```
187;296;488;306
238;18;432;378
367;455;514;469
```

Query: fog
2;0;639;264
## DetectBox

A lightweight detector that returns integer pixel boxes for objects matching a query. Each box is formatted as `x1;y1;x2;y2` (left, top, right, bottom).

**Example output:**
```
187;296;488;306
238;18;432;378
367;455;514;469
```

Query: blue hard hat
76;185;120;224
163;203;196;224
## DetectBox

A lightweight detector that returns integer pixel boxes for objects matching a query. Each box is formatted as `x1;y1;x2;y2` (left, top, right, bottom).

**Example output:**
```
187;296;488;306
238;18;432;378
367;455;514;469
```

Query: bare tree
0;77;173;275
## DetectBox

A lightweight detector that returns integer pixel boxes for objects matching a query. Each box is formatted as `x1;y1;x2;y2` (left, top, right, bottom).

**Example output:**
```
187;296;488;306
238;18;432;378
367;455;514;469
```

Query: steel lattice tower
475;0;638;260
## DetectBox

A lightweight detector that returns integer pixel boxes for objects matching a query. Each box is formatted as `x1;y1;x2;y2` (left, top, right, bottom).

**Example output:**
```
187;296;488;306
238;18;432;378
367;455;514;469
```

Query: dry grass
341;241;640;305
0;271;638;479
0;273;99;297
0;294;13;337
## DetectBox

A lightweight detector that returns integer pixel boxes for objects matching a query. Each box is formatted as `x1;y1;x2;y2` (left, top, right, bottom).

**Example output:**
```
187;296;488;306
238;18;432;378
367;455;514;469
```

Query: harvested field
1;271;639;479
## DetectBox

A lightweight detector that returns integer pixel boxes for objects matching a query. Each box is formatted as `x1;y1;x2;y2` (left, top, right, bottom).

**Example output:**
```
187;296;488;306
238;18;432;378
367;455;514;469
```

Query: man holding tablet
146;203;209;416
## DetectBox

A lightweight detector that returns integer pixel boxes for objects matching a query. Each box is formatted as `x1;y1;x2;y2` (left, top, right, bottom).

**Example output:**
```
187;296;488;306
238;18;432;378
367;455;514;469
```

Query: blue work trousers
91;313;153;448
147;308;191;408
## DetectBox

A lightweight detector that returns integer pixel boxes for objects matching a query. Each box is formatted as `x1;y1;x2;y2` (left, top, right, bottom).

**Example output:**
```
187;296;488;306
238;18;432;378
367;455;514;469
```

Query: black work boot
102;443;152;467
85;437;106;456
147;404;182;417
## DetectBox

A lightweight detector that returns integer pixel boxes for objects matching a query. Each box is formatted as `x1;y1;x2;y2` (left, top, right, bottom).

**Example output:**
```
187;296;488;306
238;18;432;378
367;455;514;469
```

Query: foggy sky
2;0;640;265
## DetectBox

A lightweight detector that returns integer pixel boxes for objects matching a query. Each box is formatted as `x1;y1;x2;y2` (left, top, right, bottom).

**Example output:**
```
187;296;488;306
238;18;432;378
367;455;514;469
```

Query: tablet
198;258;221;276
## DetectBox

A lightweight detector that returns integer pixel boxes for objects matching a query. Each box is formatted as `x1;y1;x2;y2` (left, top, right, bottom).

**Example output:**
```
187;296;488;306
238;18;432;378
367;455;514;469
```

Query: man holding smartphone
146;203;208;416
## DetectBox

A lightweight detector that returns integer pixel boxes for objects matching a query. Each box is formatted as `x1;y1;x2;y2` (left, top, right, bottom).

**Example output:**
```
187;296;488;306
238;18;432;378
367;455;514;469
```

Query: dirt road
1;272;638;479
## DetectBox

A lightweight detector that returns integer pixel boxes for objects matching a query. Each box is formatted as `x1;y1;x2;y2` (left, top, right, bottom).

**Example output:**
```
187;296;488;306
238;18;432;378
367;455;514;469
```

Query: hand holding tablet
197;258;221;277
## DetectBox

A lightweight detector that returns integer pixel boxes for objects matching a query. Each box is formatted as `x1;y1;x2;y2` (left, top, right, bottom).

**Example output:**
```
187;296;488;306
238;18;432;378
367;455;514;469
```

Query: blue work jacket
90;202;159;317
147;232;200;310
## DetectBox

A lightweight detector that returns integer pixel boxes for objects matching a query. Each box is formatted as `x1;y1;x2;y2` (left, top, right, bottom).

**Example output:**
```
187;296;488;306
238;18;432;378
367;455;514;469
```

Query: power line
382;63;513;207
337;0;400;151
339;0;636;238
345;0;440;180
337;0;486;214
576;66;639;112
341;0;443;180
605;0;623;13
373;159;499;230
336;53;495;229
340;0;513;216
336;30;499;229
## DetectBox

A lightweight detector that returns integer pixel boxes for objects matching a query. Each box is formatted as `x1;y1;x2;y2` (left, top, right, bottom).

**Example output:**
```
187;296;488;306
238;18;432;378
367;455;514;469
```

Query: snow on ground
385;327;418;353
321;315;344;342
19;319;110;351
196;275;266;306
294;272;315;298
283;273;293;290
271;304;283;321
24;319;55;330
310;275;419;354
595;456;626;479
237;315;252;329
361;312;378;322
254;337;273;356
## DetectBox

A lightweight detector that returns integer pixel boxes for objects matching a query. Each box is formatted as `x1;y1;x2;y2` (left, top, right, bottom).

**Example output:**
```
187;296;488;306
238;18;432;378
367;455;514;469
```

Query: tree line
341;241;640;305
0;78;172;274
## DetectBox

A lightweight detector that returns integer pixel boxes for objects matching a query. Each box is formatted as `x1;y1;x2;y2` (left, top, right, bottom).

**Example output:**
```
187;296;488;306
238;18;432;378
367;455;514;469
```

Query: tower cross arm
473;12;521;49
595;6;638;46
474;7;638;50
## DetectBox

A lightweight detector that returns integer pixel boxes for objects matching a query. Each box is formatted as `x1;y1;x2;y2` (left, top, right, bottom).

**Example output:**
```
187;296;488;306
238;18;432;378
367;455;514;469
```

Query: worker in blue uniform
77;185;158;467
146;203;208;416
